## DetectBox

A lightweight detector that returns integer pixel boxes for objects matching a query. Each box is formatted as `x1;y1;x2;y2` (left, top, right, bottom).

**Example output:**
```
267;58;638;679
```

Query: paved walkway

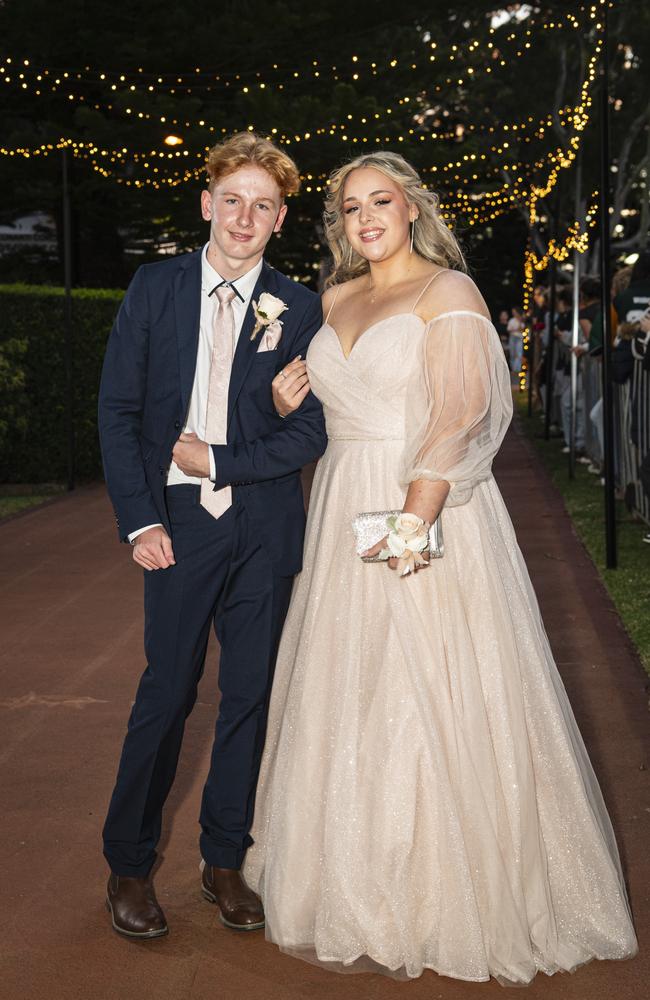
0;418;647;1000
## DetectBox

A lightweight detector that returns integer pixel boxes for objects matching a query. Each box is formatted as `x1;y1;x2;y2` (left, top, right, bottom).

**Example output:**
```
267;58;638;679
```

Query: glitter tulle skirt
243;438;637;984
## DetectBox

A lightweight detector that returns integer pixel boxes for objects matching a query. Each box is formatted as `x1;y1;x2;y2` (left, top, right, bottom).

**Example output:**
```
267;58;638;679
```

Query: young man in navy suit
98;133;326;939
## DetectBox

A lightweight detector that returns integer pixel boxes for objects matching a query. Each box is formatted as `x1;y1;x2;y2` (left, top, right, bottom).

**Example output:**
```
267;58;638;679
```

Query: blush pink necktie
200;285;236;520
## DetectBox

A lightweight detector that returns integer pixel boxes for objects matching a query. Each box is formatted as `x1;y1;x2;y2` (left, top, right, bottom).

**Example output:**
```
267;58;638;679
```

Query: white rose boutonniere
250;292;289;341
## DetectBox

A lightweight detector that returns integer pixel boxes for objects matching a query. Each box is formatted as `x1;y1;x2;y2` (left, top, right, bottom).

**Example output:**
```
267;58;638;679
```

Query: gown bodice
306;313;425;443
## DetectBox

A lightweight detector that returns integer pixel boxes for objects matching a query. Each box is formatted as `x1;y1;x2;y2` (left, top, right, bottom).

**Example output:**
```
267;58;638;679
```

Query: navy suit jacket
98;251;327;576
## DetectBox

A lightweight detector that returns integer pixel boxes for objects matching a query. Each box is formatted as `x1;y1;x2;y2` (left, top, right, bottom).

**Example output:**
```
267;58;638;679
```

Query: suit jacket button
174;421;181;429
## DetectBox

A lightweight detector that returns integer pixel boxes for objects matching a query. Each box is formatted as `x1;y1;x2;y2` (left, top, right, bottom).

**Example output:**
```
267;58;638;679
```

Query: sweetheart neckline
322;310;492;362
323;313;424;362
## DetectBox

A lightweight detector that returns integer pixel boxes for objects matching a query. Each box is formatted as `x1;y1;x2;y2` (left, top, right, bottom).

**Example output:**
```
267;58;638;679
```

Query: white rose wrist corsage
379;513;431;576
352;510;444;569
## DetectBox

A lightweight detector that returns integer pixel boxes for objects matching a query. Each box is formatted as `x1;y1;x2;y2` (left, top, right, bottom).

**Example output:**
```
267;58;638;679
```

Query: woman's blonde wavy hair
323;152;465;287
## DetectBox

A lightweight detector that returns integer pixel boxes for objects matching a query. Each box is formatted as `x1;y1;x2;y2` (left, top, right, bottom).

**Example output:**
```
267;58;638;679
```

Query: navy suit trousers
102;486;293;875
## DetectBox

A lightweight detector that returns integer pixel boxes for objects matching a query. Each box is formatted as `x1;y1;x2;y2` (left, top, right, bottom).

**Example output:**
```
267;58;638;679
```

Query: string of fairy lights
0;0;621;325
0;8;584;104
0;71;597;154
0;4;606;157
0;13;605;207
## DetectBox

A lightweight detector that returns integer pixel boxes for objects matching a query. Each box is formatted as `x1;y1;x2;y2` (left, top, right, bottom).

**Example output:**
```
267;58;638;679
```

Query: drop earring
409;219;416;254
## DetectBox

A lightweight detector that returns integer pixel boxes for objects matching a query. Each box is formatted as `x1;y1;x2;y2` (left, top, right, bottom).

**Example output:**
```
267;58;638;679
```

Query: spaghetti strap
410;269;447;313
325;285;342;324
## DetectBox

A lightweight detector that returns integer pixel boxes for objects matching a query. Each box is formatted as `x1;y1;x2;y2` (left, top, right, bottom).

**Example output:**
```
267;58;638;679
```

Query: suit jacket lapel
228;261;278;425
173;251;202;418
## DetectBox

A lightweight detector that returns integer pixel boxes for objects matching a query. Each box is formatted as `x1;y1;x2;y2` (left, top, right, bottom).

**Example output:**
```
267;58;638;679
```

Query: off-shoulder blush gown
243;307;637;985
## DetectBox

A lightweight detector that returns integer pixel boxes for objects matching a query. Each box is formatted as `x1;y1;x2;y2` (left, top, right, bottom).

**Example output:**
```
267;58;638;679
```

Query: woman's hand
362;535;430;572
272;356;311;417
362;535;396;569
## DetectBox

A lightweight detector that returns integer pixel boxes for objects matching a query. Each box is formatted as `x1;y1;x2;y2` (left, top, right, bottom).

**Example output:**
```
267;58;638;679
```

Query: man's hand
172;432;210;478
272;356;311;417
133;526;176;571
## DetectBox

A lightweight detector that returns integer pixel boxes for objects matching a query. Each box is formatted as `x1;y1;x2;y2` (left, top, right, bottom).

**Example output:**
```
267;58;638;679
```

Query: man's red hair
206;132;301;198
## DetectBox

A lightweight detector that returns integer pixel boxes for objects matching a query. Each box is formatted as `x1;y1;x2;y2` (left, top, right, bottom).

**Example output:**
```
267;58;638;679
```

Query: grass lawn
0;494;60;519
514;393;650;674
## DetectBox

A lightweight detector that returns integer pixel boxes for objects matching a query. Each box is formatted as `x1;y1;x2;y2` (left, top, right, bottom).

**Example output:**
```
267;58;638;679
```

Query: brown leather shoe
105;873;168;939
201;864;265;931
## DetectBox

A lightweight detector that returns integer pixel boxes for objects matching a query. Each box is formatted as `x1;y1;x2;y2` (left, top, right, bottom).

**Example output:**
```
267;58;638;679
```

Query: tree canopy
0;0;647;310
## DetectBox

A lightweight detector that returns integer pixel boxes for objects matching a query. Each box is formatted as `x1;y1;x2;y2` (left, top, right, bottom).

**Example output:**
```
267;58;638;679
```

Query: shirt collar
201;244;263;303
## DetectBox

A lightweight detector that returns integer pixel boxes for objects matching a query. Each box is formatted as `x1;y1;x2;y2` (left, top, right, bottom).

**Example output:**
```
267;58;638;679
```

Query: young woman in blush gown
243;152;638;985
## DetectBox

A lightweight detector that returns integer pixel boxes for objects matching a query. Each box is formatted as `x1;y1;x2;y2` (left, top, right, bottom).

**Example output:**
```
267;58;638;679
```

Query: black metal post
543;171;564;440
568;149;583;480
599;6;617;568
526;339;533;417
543;255;558;440
526;238;534;418
62;146;75;491
568;246;580;480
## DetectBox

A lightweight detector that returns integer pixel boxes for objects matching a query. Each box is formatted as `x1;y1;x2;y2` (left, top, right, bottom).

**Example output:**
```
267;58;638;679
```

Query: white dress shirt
128;246;263;542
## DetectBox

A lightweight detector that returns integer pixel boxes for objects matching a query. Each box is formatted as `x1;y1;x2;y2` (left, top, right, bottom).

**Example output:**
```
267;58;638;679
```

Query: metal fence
581;353;650;525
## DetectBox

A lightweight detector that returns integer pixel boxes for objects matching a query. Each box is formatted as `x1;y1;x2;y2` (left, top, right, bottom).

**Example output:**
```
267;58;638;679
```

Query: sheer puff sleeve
401;311;513;507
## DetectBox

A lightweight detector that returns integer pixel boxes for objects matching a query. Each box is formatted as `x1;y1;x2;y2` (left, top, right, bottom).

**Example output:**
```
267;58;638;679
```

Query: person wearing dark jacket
98;133;327;939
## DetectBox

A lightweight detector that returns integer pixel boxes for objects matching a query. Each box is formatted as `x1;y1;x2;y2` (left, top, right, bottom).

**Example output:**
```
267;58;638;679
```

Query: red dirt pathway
0;419;647;1000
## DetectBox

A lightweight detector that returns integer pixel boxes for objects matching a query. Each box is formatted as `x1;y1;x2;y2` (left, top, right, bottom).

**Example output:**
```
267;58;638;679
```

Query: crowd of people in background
494;251;650;545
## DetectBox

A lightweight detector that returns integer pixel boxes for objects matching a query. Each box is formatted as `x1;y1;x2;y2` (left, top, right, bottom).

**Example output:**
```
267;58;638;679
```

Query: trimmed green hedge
0;284;124;482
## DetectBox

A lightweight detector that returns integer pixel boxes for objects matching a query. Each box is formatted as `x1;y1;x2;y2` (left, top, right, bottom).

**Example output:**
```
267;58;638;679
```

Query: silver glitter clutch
352;510;444;562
